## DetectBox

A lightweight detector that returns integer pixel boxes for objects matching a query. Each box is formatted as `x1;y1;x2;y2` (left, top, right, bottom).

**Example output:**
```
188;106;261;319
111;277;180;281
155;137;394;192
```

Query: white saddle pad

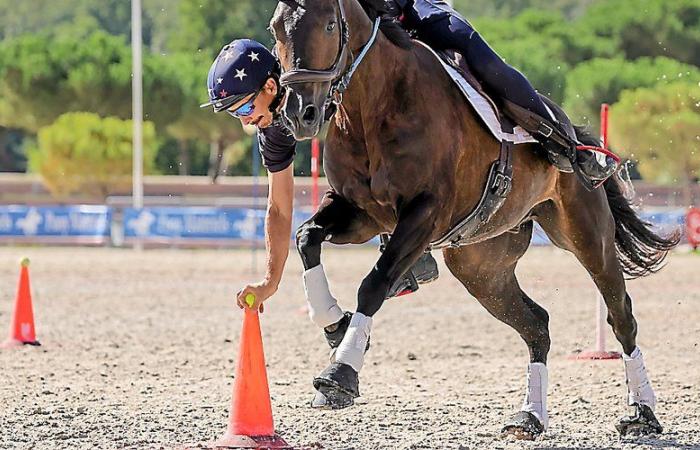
416;41;538;145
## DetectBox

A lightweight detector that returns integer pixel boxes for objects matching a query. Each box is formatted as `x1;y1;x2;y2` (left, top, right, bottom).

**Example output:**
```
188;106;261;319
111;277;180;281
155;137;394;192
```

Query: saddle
415;41;582;249
434;45;579;171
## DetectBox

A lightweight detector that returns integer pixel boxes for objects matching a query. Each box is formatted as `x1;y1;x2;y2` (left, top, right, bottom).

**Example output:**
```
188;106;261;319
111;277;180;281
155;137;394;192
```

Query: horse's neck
340;1;409;137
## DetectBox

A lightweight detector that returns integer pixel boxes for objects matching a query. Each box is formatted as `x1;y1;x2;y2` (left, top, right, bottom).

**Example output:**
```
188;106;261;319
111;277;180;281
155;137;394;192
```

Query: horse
270;0;678;439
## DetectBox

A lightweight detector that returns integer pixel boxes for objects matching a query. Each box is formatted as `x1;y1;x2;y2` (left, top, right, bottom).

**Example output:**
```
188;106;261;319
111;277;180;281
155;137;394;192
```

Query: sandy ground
0;245;699;450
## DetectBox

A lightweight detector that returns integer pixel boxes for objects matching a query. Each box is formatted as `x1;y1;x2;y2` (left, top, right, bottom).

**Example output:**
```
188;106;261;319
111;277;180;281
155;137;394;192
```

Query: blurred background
0;0;698;248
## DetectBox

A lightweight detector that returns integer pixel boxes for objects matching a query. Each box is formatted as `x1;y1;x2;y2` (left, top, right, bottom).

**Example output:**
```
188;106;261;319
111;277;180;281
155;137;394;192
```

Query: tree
473;9;618;103
576;0;700;67
0;31;184;133
29;112;157;197
164;52;248;178
563;56;700;128
453;0;598;20
609;82;700;205
170;0;279;58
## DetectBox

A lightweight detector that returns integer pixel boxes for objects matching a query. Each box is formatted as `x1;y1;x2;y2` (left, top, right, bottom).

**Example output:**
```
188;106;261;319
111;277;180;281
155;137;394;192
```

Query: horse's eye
326;22;336;32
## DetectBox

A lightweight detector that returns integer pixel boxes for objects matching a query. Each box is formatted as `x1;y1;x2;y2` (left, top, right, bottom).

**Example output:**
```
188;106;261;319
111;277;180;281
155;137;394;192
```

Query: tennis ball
245;293;256;308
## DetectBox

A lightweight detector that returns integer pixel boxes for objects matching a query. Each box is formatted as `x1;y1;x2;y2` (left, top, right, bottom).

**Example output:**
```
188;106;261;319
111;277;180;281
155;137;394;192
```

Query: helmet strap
268;76;285;116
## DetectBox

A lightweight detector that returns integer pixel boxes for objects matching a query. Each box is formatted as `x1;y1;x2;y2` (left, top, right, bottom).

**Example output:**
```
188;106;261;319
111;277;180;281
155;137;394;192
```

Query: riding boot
532;119;617;183
380;234;440;298
503;100;618;185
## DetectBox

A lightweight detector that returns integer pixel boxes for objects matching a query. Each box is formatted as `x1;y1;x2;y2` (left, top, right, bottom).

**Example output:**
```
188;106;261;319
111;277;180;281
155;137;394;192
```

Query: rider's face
228;78;279;129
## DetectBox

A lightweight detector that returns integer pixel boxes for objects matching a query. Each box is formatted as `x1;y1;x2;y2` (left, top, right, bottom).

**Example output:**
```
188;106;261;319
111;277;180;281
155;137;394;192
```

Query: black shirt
257;120;297;173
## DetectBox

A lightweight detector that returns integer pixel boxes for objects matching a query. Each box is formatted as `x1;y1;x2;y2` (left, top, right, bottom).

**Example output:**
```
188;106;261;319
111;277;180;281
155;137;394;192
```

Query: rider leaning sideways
201;0;616;337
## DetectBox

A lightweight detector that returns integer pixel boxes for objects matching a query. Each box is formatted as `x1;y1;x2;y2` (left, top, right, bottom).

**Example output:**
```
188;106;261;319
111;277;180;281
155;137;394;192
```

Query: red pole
600;103;609;149
569;103;620;361
311;139;320;211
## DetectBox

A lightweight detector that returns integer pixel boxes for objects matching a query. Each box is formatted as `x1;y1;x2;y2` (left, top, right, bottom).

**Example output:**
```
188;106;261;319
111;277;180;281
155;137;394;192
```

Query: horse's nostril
302;105;317;125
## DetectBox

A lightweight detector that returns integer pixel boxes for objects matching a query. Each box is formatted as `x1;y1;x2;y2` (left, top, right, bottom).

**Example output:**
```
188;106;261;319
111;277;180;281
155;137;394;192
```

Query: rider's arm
236;123;297;310
262;164;294;294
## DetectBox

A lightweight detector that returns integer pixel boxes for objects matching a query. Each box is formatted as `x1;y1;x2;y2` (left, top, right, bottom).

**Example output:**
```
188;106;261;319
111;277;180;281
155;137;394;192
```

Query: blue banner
124;207;314;242
124;207;264;241
0;205;111;241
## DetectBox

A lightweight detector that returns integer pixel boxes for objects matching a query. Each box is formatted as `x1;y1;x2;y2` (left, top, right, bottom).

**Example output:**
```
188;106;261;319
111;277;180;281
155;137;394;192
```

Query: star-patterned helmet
200;39;279;113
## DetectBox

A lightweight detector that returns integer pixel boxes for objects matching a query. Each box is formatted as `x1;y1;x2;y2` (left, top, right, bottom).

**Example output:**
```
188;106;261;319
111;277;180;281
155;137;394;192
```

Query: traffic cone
2;258;40;348
213;307;289;449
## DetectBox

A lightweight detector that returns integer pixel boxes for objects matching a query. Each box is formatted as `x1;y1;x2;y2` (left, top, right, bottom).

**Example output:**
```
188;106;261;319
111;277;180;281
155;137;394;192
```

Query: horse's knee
296;221;326;269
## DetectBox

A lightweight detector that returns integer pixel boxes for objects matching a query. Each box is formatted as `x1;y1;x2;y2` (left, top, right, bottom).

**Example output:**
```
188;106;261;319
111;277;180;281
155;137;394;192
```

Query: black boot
502;100;617;187
576;150;617;182
381;235;439;299
536;124;617;185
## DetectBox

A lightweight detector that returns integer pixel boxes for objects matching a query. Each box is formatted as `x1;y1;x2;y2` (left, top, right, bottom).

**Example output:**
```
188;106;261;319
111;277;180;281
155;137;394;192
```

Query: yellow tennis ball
245;293;256;308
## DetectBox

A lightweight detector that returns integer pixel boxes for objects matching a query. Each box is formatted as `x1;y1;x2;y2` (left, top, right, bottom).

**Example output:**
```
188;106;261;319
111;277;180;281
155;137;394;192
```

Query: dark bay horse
271;0;678;439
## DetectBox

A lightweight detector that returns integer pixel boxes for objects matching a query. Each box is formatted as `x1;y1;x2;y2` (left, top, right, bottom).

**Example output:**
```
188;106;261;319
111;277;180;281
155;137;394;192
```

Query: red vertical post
311;139;320;211
600;103;609;149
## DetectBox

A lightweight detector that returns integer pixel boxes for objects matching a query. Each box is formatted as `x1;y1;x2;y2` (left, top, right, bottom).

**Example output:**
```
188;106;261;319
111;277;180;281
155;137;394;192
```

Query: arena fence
0;204;689;248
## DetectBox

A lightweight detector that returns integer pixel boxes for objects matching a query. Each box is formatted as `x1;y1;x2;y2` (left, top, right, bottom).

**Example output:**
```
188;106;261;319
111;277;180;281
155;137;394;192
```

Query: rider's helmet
200;39;280;113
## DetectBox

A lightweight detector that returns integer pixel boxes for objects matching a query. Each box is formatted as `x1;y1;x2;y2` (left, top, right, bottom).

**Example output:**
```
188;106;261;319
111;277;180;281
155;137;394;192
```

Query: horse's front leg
313;192;438;407
296;191;381;408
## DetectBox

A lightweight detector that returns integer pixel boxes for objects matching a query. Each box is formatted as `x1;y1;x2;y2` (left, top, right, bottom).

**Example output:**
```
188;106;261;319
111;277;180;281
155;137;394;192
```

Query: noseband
278;0;382;107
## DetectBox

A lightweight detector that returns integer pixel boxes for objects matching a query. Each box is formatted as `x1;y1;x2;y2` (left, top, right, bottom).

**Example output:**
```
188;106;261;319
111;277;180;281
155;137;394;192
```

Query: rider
386;0;617;182
200;39;439;321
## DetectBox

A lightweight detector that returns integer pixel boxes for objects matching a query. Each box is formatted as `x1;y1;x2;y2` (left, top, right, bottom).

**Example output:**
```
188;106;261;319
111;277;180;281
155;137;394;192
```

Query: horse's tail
574;126;680;279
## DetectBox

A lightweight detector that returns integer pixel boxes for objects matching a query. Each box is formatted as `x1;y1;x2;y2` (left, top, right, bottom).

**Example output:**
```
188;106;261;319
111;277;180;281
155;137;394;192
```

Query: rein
278;0;382;109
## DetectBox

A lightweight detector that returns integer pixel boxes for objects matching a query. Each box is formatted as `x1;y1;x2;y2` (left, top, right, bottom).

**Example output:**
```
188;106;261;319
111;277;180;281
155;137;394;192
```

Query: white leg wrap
303;265;344;328
335;312;372;372
521;362;549;430
623;346;657;410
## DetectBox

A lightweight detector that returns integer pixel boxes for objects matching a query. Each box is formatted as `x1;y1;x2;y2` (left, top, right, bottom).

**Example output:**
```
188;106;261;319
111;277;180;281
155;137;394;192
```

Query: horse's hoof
313;362;359;410
501;411;544;441
310;390;353;409
616;403;663;436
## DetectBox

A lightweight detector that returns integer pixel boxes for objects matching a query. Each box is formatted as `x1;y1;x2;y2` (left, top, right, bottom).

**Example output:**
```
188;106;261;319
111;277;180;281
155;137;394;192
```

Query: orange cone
2;258;40;348
213;308;289;449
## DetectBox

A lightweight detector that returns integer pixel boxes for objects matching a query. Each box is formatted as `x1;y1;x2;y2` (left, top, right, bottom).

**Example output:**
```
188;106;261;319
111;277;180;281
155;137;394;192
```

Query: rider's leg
413;13;616;182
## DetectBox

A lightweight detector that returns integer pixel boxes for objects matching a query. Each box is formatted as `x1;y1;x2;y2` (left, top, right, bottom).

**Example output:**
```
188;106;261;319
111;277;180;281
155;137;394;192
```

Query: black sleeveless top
257;120;296;173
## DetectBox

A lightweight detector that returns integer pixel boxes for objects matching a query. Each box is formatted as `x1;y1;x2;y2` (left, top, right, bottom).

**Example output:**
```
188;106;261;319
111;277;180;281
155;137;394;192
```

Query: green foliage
453;0;597;20
170;0;279;58
577;0;700;67
0;31;184;133
0;0;699;181
563;57;700;127
609;82;700;187
29;112;157;197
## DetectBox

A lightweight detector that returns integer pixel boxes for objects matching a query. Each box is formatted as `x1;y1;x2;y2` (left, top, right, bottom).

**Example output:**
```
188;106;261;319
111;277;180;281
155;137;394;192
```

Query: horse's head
271;0;350;140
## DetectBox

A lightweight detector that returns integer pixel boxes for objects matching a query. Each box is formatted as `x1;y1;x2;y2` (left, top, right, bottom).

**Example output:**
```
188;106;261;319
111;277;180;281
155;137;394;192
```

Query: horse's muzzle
282;89;325;140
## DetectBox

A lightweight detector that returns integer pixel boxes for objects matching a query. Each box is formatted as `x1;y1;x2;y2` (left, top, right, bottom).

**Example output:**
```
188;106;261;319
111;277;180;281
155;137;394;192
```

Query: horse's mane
356;0;413;50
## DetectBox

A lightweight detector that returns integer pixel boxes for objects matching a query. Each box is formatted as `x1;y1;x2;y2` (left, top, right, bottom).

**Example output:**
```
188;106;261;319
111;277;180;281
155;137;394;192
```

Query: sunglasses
227;91;260;118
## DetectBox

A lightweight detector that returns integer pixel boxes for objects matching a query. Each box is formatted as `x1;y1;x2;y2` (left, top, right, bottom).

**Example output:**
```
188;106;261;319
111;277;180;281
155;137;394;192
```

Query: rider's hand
236;281;276;313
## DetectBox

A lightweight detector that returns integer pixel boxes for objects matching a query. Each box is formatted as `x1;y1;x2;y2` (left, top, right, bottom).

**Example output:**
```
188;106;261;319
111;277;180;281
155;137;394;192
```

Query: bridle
278;0;382;108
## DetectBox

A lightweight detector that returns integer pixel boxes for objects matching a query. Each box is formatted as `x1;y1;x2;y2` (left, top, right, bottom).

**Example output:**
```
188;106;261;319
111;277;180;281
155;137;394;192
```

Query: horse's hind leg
536;187;663;435
444;222;551;440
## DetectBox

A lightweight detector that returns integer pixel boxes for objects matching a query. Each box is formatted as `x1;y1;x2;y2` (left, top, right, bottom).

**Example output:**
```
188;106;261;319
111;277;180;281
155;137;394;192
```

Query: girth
428;119;515;250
